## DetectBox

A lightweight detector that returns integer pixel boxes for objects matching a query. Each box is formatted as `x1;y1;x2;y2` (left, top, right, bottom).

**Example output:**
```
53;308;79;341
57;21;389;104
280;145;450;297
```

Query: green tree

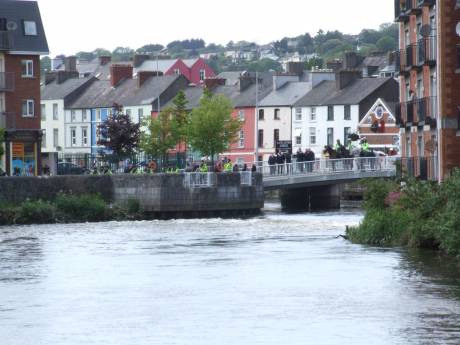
305;56;324;70
93;48;111;57
76;51;96;61
247;58;282;72
187;93;241;165
376;36;397;52
141;108;181;167
40;56;51;73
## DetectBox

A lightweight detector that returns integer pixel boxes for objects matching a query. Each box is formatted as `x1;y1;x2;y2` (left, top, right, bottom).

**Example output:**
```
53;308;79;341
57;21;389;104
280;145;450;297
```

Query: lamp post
255;71;259;166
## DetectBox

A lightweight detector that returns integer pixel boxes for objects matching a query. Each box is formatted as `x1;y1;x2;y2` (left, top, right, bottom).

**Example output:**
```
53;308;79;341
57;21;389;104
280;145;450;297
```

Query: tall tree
140;108;181;166
97;104;140;159
187;93;241;165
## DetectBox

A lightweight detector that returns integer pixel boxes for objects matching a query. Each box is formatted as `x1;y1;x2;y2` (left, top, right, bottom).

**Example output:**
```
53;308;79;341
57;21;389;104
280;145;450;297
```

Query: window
310;107;316;121
406;136;411;157
258;109;264;120
82;109;87;122
344;127;351;146
126;109;132;116
418;135;424;157
274;129;280;146
41;104;46;121
238;110;245;121
239;130;244;148
174;69;180;75
21;60;33;77
199;69;206;81
71;110;76;122
42;129;46;148
258;129;264;148
327;106;334;121
53;128;58;148
344;105;351;120
309;127;316;145
138;108;143;123
22;100;34;117
295;108;302;121
295;128;302;145
457;45;460;70
274;108;281;120
53;103;58;120
70;127;76;147
96;109;101;121
327;128;334;146
82;127;88;146
23;21;37;36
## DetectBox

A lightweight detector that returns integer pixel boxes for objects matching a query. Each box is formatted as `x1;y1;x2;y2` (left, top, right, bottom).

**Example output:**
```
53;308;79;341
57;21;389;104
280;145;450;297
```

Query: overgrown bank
346;170;460;258
0;194;142;226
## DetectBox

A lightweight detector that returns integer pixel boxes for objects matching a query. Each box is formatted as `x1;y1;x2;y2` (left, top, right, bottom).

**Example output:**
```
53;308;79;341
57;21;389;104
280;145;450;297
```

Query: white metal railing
183;172;216;188
257;156;398;178
239;171;252;186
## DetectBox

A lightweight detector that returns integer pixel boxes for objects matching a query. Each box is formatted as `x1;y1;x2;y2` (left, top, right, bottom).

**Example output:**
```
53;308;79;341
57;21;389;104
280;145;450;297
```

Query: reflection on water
1;205;460;345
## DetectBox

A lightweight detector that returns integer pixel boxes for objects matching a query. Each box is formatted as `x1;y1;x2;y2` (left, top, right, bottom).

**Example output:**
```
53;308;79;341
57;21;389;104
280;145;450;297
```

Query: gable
359;98;397;127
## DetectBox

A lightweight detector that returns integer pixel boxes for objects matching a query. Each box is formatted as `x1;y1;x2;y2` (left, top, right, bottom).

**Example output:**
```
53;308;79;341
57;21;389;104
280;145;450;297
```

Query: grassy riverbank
346;171;460;258
0;194;141;226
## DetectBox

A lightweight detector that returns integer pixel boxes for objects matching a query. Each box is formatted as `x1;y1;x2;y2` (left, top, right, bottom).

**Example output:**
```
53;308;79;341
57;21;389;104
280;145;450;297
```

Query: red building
0;0;49;176
395;0;460;181
134;57;215;86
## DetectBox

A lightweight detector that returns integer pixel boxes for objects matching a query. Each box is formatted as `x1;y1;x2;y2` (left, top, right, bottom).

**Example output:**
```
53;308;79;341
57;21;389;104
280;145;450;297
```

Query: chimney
239;72;257;91
286;62;304;76
110;64;133;87
273;74;299;91
343;52;363;70
99;55;112;66
45;71;57;85
336;70;362;90
45;71;79;85
64;56;77;72
326;59;343;72
137;71;157;88
133;54;150;68
204;77;226;90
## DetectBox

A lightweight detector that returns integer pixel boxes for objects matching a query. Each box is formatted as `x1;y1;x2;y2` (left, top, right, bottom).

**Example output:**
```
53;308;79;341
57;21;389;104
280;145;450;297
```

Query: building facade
0;0;49;175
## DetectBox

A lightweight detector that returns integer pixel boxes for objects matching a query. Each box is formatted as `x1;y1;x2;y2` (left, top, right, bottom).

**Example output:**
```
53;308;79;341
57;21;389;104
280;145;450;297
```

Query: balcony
395;0;409;21
417;38;437;66
414;96;437;125
0;72;14;92
394;49;407;74
406;44;416;69
0;31;12;51
398;101;414;125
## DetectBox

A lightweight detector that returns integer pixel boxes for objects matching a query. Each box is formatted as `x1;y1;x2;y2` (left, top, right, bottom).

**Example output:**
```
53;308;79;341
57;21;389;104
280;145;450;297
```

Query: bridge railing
183;172;216;188
240;171;253;186
258;156;398;178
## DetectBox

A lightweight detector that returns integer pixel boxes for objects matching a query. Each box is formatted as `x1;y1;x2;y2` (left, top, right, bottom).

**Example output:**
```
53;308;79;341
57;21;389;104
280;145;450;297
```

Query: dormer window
23;21;37;36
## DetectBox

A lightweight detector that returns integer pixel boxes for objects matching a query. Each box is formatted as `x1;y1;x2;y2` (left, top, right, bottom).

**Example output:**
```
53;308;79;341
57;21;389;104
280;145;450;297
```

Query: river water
1;203;460;345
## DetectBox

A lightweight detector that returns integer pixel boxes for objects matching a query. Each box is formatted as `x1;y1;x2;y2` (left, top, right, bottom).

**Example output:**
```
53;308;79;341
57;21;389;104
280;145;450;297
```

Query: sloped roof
41;77;94;101
68;75;182;109
0;0;49;54
259;82;312;107
182;58;199;68
161;86;204;111
136;59;178;73
295;77;394;107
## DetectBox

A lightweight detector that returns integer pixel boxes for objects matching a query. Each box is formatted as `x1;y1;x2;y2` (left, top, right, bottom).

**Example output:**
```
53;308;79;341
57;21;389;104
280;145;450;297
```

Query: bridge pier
280;185;342;212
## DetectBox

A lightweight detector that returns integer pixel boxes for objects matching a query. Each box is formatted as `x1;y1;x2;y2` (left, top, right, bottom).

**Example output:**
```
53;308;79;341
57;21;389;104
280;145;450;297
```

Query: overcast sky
37;0;394;56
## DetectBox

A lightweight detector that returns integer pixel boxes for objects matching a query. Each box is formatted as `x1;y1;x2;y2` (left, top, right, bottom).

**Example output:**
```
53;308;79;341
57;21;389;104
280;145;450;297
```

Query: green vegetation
347;171;460;258
0;194;142;226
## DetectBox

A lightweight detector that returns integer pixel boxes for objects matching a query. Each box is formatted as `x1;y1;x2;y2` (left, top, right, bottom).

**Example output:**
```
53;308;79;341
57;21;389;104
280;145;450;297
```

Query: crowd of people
186;157;257;174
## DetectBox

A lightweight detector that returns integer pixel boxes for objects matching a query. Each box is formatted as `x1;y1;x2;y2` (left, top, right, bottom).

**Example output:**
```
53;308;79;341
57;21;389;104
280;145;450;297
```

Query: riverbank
346;170;460;258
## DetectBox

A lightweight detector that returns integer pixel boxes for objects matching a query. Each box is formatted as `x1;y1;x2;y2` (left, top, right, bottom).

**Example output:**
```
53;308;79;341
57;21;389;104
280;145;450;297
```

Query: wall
258;106;292;160
41;99;65;153
64;108;92;154
0;173;264;214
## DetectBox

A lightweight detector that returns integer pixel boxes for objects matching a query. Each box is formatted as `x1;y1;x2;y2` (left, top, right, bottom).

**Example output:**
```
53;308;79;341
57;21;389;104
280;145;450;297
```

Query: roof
68;74;182;109
182;58;199;68
0;0;49;54
295;77;394;107
360;55;388;69
41;77;94;101
161;86;204;111
135;59;178;73
217;71;245;86
259;82;312;107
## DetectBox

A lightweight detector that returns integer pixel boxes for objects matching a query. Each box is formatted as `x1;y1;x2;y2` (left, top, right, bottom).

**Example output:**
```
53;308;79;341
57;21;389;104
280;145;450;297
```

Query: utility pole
157;54;160;114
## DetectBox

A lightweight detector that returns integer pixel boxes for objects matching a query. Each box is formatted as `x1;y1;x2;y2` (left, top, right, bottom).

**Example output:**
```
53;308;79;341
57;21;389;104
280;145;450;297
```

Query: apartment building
395;0;460;181
0;0;49;176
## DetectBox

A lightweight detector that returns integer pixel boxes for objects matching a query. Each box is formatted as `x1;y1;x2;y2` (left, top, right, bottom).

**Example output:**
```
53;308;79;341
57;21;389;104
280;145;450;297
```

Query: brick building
395;0;460;181
0;0;49;176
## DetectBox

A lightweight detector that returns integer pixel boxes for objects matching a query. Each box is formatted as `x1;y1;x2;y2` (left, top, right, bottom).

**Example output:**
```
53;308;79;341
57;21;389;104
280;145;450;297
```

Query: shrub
361;179;398;211
126;198;140;214
55;194;108;222
0;204;17;225
17;200;55;225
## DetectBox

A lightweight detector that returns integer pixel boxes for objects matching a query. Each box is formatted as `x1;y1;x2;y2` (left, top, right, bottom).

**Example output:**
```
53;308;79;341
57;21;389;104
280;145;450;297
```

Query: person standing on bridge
268;154;276;175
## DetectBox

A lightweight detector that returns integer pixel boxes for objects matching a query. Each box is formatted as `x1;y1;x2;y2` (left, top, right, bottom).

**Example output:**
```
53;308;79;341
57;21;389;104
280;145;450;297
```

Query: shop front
5;130;42;176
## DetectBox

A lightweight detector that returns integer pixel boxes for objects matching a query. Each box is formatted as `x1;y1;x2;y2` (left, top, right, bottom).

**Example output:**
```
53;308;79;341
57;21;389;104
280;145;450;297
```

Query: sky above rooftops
37;0;394;56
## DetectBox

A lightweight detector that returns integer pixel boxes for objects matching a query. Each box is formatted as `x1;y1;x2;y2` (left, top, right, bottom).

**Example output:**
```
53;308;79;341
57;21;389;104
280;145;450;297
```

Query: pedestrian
242;164;248;172
251;164;257;172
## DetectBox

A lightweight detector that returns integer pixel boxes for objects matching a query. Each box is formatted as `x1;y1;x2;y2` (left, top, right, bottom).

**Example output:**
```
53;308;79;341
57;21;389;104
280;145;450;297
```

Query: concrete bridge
257;156;397;211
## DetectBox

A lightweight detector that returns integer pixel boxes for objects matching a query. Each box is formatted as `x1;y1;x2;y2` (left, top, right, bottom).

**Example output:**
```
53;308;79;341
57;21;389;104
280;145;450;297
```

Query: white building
292;71;399;156
40;75;95;170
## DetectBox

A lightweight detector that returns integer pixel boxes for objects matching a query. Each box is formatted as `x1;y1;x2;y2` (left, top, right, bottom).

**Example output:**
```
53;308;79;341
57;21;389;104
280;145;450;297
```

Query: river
1;203;460;345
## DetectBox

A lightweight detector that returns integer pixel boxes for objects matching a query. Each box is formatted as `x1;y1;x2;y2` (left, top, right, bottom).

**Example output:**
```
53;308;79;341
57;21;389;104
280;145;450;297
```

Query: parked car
57;162;88;175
